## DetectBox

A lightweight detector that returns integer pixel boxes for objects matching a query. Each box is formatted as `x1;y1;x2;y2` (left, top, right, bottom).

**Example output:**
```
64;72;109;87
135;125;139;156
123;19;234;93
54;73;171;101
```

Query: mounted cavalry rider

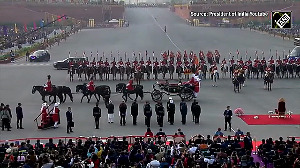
118;58;124;67
176;58;182;67
87;77;95;92
276;57;282;65
133;58;138;68
222;58;227;65
238;58;244;66
269;56;275;65
283;57;288;64
153;58;159;67
146;57;152;66
126;79;134;91
230;57;235;65
98;57;103;67
246;58;252;66
111;57;117;67
261;57;267;65
183;76;200;98
44;75;52;93
139;57;145;67
104;58;109;67
126;58;131;67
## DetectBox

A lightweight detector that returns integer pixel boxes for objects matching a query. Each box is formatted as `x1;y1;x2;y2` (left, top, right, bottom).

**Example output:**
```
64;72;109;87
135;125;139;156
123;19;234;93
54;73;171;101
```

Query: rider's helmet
47;75;51;80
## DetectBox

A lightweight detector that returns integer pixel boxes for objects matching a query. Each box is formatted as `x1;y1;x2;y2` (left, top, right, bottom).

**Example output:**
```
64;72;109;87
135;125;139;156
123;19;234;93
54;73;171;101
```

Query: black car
53;57;88;70
29;50;50;62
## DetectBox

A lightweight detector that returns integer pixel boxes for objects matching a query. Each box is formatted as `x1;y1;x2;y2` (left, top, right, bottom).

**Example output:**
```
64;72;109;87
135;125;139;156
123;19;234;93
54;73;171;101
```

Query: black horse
169;64;175;80
76;84;99;103
264;72;274;91
176;65;183;79
76;84;111;104
111;65;118;80
56;86;73;103
116;83;144;102
32;86;59;103
232;76;240;93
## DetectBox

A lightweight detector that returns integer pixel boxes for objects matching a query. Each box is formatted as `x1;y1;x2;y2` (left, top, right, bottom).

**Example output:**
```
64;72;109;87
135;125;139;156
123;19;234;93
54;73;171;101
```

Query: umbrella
234;108;244;116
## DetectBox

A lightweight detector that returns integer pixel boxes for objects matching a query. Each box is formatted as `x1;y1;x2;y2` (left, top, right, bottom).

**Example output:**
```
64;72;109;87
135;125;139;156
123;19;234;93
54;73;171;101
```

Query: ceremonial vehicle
29;50;50;62
151;81;195;102
53;57;88;70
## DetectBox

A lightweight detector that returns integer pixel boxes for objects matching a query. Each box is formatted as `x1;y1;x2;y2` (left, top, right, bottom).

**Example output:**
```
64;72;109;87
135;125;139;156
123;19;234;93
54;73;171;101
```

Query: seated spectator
199;140;209;150
45;138;56;150
235;128;244;136
214;128;224;137
145;127;154;137
176;128;184;136
147;156;160;168
156;128;166;136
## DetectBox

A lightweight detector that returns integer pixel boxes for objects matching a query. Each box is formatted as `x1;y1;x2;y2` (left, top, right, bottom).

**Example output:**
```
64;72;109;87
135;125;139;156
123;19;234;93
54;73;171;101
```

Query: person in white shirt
147;156;160;168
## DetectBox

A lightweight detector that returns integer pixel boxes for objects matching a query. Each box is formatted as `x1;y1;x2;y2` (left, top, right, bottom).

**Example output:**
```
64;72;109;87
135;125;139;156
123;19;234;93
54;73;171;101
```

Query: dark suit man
191;99;197;122
224;106;233;131
119;101;127;126
155;102;165;127
66;107;73;133
93;103;101;129
16;103;24;129
191;101;201;124
144;101;152;127
180;101;187;125
131;100;138;125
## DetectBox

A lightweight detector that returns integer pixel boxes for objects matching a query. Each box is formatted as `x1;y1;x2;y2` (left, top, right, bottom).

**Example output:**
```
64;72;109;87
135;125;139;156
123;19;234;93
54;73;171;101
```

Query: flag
14;23;18;33
3;26;7;36
34;22;37;30
24;24;27;32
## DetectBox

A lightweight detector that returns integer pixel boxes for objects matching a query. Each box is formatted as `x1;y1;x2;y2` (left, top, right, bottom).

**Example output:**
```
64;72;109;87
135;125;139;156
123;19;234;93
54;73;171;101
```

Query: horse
111;65;118;80
32;86;59;103
75;84;99;103
169;64;175;80
264;72;274;91
134;71;143;85
104;66;110;80
211;69;219;87
287;64;294;78
232;76;240;93
76;65;84;81
125;65;132;80
145;65;152;80
94;85;111;106
220;64;228;78
56;86;73;103
119;66;125;80
161;65;168;79
68;66;76;82
176;65;183;79
229;64;237;78
296;64;300;78
275;64;282;78
116;83;144;102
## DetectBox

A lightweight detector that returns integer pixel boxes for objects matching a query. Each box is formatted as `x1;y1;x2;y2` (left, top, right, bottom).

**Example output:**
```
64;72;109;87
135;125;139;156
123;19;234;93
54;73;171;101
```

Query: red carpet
239;114;300;125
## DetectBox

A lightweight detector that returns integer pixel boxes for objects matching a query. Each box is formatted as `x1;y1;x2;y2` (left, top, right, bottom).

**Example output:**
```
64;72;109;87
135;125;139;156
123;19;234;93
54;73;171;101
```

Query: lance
118;50;120;61
97;50;99;61
102;52;105;59
125;52;127;61
236;49;239;60
246;50;248;59
139;52;141;60
276;50;278;59
269;49;271;58
75;51;77;57
262;50;264;59
110;51;112;62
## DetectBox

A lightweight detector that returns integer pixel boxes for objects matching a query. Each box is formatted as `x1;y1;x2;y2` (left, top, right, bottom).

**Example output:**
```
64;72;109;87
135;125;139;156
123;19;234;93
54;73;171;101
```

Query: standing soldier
167;97;175;125
155;102;165;127
224;106;233;131
66;107;73;133
192;101;201;124
16;103;24;129
131;100;138;125
191;100;197;122
93;102;101;129
52;102;60;128
144;101;152;127
119;101;127;126
180;100;187;125
107;100;114;123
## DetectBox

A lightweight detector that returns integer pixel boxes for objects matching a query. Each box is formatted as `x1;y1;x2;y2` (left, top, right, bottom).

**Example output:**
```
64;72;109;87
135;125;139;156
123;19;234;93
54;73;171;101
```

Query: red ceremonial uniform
104;61;109;67
118;61;124;67
169;60;174;65
136;65;141;71
139;60;144;65
184;77;199;93
84;61;89;66
146;60;151;66
289;59;295;64
126;61;131;66
254;59;260;64
153;61;159;67
184;60;189;66
238;60;244;65
161;60;167;66
41;108;48;125
230;59;235;65
111;61;116;66
297;58;300;64
283;59;288;64
126;80;134;91
243;65;248;70
222;60;227;64
246;60;252;65
133;60;138;67
97;61;103;66
269;59;274;64
177;61;182;66
276;59;282;64
87;81;95;92
45;81;52;92
53;107;60;122
261;60;266;64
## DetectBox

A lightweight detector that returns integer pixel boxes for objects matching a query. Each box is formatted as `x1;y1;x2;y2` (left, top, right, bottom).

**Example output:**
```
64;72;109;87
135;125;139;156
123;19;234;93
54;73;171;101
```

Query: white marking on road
147;9;182;52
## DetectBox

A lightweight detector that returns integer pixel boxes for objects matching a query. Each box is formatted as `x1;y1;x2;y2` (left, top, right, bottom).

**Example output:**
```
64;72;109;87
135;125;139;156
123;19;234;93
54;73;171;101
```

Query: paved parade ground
0;8;299;141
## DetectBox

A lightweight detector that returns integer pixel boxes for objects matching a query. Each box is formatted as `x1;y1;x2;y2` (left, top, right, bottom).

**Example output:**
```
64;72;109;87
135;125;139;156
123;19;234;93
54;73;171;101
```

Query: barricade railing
0;135;186;146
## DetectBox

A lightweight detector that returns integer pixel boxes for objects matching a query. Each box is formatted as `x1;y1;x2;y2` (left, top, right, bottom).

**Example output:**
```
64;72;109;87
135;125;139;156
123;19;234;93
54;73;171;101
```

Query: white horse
220;64;228;78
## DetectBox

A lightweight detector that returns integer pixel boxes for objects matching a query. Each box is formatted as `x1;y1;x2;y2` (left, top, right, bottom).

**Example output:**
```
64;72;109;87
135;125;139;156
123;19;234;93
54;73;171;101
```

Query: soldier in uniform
153;58;159;80
87;77;95;92
104;58;110;67
98;57;103;67
246;58;252;66
230;57;235;65
167;97;176;125
155;102;165;127
222;58;227;65
269;56;275;65
44;75;52;93
133;58;138;69
111;57;117;67
238;58;244;66
276;57;282;65
261;57;267;65
118;58;124;67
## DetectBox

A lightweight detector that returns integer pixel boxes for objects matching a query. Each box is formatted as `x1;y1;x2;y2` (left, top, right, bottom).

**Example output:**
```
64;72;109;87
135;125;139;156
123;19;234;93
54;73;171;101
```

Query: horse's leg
80;95;84;103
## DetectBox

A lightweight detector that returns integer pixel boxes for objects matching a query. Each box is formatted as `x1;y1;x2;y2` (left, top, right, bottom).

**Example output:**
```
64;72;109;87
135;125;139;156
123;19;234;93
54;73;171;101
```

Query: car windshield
32;51;44;56
289;47;300;57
